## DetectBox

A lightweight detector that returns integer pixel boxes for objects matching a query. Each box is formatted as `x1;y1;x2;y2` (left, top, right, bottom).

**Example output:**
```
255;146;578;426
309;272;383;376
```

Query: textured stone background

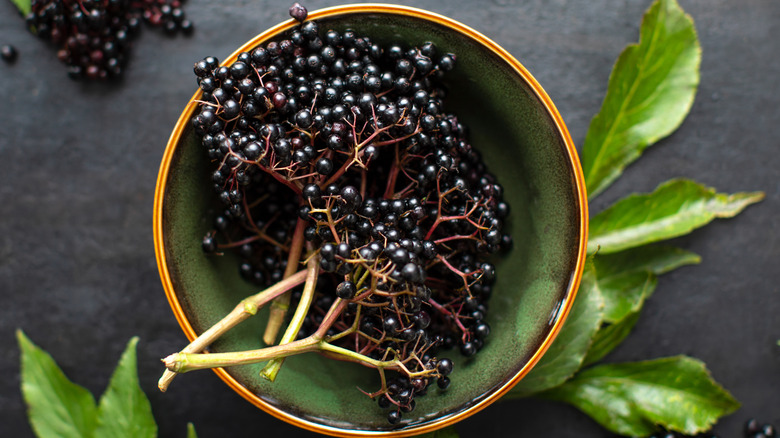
1;1;777;437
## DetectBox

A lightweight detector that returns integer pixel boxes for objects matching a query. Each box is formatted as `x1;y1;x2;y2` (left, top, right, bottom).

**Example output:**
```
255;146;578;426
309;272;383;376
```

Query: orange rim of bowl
154;4;588;437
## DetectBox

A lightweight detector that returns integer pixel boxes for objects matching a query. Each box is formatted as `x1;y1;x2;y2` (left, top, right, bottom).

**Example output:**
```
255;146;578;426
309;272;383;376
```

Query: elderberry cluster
191;5;510;425
744;419;777;438
644;418;777;438
24;0;193;80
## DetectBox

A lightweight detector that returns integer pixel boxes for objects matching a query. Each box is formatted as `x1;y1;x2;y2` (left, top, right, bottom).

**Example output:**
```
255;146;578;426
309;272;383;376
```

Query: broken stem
163;329;404;375
260;249;320;381
262;217;307;345
158;269;309;392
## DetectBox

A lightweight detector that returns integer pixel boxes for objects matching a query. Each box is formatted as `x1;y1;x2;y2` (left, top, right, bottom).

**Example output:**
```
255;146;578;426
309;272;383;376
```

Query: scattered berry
1;45;17;63
23;0;194;80
289;2;308;22
745;418;777;438
644;418;778;438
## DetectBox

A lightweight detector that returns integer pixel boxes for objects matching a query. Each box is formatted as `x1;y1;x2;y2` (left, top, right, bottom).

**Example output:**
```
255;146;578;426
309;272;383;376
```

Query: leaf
588;179;764;254
507;264;604;397
17;329;98;438
595;245;699;323
582;0;701;198
599;270;657;324
510;245;699;394
584;245;698;363
9;0;32;16
94;337;157;438
540;356;740;436
187;423;198;438
582;310;641;366
593;245;700;278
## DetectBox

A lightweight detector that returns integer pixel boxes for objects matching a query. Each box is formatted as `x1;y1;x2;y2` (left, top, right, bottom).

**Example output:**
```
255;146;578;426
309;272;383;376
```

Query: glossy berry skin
386;410;401;425
295;109;313;128
437;358;453;376
474;322;491;339
460;342;477;357
336;281;356;299
315;158;333;175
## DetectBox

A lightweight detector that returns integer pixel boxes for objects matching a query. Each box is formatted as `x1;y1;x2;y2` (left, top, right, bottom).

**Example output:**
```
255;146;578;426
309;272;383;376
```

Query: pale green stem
164;336;321;373
260;251;320;381
263;217;306;345
158;269;308;392
163;332;404;374
163;299;382;375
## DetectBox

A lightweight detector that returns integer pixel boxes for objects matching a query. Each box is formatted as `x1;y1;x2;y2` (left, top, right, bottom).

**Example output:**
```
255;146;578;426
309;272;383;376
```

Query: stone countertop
1;1;777;437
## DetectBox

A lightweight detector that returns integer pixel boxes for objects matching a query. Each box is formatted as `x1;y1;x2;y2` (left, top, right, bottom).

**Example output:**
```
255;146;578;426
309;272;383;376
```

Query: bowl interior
157;5;586;435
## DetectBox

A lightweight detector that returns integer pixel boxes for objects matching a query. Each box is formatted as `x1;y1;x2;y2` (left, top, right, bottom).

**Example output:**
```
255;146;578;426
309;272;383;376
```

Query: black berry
1;45;17;63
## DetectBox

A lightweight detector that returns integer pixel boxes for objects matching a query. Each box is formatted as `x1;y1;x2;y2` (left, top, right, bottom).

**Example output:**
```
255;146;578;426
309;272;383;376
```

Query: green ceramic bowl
154;4;587;436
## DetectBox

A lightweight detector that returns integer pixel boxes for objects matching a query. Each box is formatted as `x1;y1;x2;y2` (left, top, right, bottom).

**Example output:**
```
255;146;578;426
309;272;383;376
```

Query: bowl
154;4;587;436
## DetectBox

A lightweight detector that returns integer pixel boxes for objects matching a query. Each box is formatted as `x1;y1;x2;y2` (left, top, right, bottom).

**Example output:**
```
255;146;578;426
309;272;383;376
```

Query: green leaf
17;329;98;438
510;246;699;394
589;179;764;254
584;245;698;363
187;423;198;438
507;264;604;397
94;337;157;438
599;270;656;323
582;310;641;366
8;0;31;16
540;356;740;436
594;245;699;322
582;0;701;198
593;245;701;278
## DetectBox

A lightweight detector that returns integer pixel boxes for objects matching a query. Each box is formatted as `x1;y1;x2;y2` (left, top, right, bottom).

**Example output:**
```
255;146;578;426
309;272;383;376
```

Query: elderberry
1;45;17;63
24;0;194;80
645;418;780;438
192;5;512;425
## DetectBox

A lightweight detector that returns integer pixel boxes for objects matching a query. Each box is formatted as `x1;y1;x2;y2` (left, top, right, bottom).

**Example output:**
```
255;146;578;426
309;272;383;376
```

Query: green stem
263;217;306;345
163;332;404;375
260;251;320;381
164;336;322;373
354;266;370;289
158;269;309;391
317;342;404;370
161;297;439;381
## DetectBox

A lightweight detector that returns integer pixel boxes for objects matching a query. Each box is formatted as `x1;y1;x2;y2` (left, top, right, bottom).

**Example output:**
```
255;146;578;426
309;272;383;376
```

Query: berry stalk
163;321;432;378
262;216;307;345
158;268;308;391
261;247;320;381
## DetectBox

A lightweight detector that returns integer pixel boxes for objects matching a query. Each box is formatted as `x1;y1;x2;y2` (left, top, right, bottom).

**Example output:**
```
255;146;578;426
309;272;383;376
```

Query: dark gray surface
1;1;777;437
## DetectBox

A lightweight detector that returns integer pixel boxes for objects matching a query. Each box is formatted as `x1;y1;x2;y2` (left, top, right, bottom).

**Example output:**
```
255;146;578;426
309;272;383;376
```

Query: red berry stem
428;297;471;344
